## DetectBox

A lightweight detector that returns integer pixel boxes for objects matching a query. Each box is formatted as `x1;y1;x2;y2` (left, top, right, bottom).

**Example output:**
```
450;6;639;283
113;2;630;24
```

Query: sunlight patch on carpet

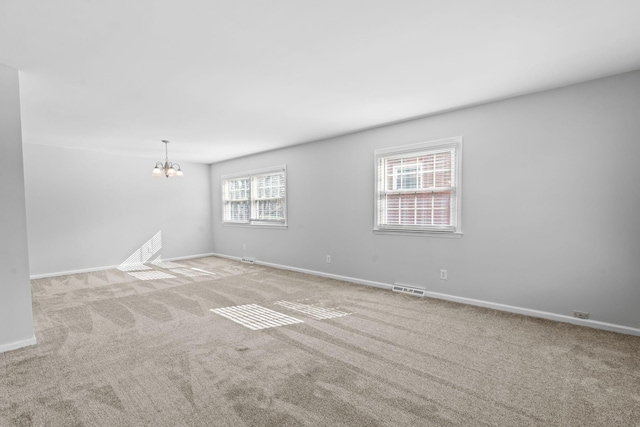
274;300;352;320
127;271;176;281
210;304;303;330
119;264;153;272
171;268;216;277
152;259;184;269
118;231;162;272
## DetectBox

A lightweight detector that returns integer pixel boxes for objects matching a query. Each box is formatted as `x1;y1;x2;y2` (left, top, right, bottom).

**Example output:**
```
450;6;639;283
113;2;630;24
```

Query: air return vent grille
392;284;425;297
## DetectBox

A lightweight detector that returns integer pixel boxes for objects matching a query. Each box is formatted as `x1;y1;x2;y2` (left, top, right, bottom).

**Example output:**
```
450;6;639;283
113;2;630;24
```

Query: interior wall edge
0;63;36;353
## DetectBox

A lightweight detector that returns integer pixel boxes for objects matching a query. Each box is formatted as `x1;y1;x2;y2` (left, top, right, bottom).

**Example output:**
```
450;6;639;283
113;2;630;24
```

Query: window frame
373;136;463;237
221;165;287;228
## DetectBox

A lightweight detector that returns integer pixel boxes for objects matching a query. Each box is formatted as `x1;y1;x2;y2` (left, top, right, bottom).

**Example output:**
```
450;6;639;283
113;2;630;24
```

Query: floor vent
392;284;425;297
241;257;256;264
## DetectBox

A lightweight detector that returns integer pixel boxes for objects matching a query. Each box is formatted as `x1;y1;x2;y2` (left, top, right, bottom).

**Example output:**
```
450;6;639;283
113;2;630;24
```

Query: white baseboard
29;252;640;337
421;291;640;337
211;253;640;337
0;335;37;354
29;253;216;279
165;253;216;262
211;252;393;291
30;264;118;279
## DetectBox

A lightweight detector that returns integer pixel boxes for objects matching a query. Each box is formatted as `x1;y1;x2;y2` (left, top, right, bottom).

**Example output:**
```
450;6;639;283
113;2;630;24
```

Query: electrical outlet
326;255;331;263
440;269;448;280
242;244;246;250
573;310;590;319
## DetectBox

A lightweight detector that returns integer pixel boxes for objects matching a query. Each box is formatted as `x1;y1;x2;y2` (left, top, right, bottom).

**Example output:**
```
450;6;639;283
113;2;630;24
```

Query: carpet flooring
1;256;639;426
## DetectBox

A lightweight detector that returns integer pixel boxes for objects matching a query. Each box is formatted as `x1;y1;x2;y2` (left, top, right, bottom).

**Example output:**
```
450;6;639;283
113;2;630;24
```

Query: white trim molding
211;253;392;291
421;290;640;337
211;253;640;337
0;335;37;354
29;252;640;337
29;253;216;280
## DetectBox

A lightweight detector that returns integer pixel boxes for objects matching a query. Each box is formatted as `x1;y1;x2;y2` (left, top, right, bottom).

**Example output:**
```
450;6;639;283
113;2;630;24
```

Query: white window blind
374;137;462;236
222;166;287;226
223;177;250;223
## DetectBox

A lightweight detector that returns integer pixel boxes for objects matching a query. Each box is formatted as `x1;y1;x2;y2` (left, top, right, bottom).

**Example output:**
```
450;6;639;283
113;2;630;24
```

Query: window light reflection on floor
118;231;162;272
127;270;176;281
210;304;303;330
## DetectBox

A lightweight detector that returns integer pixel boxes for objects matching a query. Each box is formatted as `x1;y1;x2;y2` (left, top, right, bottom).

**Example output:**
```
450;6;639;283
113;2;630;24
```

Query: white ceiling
2;0;640;164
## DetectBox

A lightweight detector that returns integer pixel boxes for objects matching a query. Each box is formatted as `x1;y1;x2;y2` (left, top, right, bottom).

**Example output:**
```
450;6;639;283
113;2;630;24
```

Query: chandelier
152;140;183;178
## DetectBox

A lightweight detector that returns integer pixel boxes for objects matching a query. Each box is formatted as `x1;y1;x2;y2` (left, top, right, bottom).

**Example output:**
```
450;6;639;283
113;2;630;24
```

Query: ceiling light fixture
152;140;183;178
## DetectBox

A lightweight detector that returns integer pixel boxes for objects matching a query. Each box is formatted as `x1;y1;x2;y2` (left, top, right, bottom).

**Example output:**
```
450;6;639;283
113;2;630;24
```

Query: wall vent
392;283;425;297
240;257;256;264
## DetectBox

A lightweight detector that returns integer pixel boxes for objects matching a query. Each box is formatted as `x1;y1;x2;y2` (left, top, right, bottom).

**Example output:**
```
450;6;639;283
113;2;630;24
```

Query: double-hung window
222;166;287;227
374;137;462;236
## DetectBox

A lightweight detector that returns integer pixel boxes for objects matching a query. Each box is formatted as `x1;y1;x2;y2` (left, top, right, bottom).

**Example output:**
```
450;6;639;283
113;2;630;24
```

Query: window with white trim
222;166;287;227
374;137;462;236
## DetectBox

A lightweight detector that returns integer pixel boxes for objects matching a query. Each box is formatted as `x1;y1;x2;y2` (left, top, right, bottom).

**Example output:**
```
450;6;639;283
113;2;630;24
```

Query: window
222;166;287;227
374;137;462;236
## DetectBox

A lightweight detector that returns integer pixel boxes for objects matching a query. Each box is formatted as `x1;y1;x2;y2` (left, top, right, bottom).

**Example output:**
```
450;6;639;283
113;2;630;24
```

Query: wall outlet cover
573;310;590;319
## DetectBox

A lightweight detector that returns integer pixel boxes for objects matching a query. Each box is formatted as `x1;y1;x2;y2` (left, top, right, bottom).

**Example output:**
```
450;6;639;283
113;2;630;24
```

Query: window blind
374;137;462;235
222;166;287;226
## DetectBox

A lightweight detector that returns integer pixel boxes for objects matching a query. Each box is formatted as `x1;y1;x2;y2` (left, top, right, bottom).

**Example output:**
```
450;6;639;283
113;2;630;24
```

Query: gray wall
211;70;640;330
23;144;213;276
0;64;35;352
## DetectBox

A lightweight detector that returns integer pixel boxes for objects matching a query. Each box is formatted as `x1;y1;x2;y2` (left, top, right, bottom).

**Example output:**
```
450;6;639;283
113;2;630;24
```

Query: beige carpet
1;256;639;426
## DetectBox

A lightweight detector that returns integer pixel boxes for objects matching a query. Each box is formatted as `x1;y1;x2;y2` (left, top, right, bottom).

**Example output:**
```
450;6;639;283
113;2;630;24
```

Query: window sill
222;222;288;230
373;228;462;238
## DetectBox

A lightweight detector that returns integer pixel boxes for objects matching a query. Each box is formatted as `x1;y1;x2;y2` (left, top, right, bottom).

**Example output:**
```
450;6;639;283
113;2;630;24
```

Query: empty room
1;1;639;426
